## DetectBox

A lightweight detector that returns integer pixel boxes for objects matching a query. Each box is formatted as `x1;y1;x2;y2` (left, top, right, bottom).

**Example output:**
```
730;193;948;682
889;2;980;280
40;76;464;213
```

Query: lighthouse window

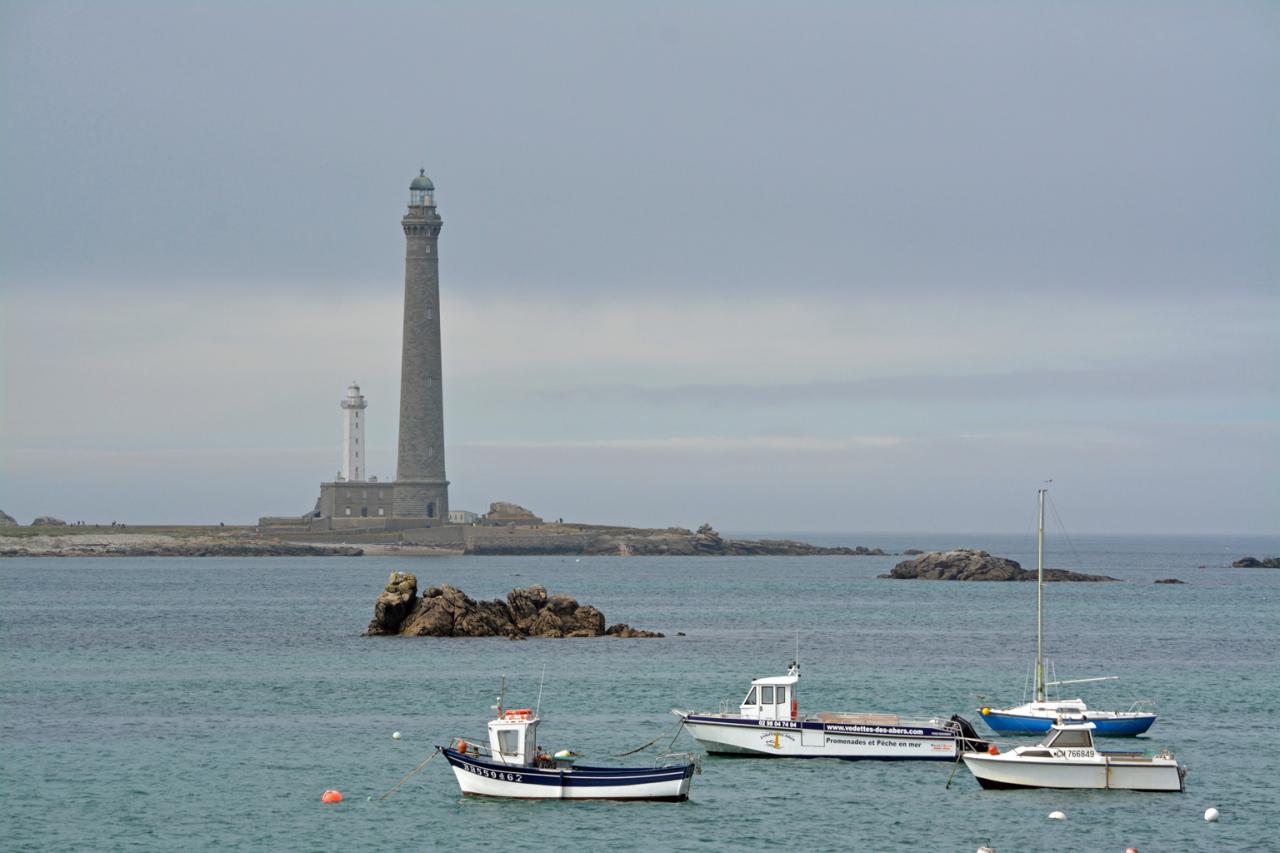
427;308;433;320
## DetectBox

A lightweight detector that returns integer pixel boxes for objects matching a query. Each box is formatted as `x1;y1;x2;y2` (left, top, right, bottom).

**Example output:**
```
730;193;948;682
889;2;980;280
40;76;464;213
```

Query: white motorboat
442;703;697;801
674;663;990;761
962;721;1186;792
981;488;1158;737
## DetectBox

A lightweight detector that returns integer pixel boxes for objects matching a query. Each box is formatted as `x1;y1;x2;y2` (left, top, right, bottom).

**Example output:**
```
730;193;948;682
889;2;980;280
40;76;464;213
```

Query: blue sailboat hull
980;710;1157;737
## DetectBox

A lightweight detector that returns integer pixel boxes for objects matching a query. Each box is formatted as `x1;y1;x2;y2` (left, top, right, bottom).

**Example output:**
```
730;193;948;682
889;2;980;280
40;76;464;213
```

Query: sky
1;1;1277;534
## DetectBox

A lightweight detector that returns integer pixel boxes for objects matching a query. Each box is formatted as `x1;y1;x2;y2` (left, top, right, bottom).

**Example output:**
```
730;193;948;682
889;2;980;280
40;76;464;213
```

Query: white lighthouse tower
339;382;367;482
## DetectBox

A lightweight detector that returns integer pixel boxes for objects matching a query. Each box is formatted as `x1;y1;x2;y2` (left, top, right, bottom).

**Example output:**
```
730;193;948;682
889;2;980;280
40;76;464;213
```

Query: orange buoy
321;789;343;804
987;744;999;755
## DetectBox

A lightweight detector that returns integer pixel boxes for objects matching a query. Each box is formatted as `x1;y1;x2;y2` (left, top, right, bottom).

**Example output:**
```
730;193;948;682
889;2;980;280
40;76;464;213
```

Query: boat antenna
492;674;506;718
795;629;800;671
534;663;547;718
1036;485;1048;702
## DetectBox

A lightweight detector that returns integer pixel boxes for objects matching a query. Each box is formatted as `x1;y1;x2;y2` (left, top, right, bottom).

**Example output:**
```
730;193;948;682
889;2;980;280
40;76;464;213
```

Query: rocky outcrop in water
1232;556;1280;568
1154;578;1186;584
364;573;664;638
880;549;1118;582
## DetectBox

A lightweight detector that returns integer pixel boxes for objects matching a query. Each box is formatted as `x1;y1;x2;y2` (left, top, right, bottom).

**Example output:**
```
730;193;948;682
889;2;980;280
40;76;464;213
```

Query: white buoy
1048;810;1066;821
392;731;401;740
978;847;996;853
1205;807;1220;822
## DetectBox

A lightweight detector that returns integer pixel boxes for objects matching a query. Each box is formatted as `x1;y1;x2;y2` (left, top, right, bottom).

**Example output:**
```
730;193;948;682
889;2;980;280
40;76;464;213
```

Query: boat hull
980;710;1157;737
680;713;961;761
962;753;1184;792
441;748;694;801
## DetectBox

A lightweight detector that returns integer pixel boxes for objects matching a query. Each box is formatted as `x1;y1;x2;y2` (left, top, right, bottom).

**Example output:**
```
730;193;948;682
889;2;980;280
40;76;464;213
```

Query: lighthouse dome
410;170;434;191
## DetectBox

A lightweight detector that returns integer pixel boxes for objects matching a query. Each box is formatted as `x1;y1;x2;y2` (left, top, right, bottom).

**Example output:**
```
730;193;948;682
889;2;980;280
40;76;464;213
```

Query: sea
3;532;1279;852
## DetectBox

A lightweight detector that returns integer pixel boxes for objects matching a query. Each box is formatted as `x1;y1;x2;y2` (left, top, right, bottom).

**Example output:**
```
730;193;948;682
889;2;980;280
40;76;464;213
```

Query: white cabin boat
962;722;1185;792
674;663;989;761
442;706;696;801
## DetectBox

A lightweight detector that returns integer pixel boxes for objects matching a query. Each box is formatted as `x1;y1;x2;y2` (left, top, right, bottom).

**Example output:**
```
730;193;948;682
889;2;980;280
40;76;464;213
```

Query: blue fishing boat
980;488;1158;738
441;685;697;801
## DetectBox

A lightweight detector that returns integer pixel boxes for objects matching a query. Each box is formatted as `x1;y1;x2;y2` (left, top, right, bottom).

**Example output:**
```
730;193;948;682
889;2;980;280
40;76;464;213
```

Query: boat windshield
1043;728;1092;749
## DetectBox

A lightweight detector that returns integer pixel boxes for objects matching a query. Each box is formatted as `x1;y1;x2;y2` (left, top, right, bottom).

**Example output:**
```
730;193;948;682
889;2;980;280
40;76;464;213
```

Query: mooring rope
612;719;685;758
378;747;441;801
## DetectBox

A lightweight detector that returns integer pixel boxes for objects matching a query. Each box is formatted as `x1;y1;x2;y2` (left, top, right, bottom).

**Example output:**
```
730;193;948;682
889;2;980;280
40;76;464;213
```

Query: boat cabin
1039;722;1097;751
487;708;540;766
740;671;799;721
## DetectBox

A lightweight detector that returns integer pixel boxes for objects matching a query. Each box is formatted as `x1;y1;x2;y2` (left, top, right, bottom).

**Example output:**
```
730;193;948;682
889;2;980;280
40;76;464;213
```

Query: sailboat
978;488;1158;737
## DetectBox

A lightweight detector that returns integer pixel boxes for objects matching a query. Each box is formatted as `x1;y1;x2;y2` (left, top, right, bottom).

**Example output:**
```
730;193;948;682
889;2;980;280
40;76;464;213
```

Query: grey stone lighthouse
392;169;449;523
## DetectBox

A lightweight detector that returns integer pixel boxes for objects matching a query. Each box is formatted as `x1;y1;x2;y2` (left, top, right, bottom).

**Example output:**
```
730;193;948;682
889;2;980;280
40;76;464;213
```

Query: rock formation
365;574;664;638
1232;556;1280;568
692;523;724;553
902;548;924;555
482;502;544;525
1154;578;1186;584
0;510;17;527
31;516;67;526
881;549;1118;582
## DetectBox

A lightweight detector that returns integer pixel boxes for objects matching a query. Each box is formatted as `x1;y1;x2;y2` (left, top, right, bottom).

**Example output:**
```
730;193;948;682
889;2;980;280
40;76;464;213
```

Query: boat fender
791;698;798;720
980;707;990;716
987;744;999;755
458;742;467;755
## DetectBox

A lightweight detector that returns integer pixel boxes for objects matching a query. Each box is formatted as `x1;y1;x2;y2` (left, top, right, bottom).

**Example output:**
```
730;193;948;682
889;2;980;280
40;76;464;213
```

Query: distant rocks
481;501;544;525
902;548;925;555
881;549;1119;582
1154;578;1186;584
1232;556;1280;568
31;516;67;526
636;524;884;557
692;523;725;553
0;533;362;558
463;522;884;557
0;510;17;528
365;573;664;638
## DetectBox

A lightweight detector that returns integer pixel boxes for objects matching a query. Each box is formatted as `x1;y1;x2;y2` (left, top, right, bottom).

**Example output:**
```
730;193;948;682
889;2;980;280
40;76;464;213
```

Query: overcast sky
2;1;1276;533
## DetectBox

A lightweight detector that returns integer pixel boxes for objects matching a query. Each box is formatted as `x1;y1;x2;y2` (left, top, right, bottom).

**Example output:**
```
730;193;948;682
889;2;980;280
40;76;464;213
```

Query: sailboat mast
1035;487;1046;702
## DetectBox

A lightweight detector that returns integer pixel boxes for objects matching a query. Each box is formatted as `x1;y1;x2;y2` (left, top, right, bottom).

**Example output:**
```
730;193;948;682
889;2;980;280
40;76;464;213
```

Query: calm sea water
3;533;1279;852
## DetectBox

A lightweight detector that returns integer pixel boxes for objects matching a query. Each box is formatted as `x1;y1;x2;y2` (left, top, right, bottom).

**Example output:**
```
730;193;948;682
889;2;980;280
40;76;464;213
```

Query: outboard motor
950;714;991;753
